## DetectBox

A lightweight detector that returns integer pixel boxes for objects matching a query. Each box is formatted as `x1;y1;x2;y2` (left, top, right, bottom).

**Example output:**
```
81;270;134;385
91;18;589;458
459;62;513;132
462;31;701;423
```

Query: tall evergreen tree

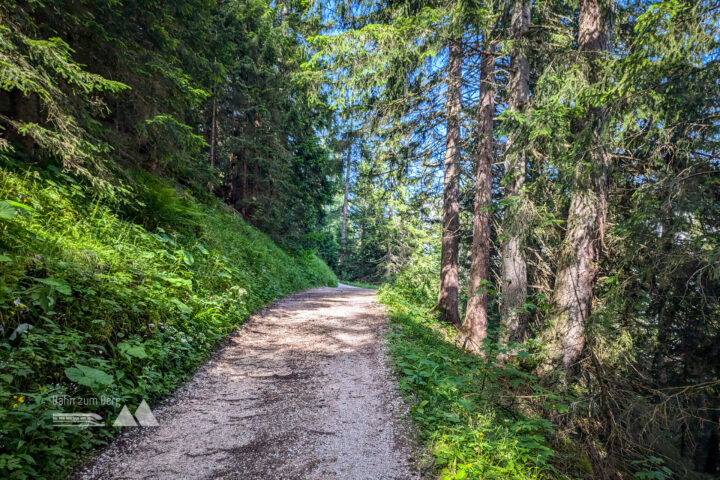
463;44;495;350
437;37;463;326
499;0;530;347
542;0;611;372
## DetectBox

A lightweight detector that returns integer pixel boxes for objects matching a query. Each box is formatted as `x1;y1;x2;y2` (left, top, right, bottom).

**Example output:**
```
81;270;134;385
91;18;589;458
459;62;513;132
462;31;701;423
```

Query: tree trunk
436;38;463;326
339;147;351;269
462;50;495;351
9;89;38;156
544;0;609;373
500;1;530;348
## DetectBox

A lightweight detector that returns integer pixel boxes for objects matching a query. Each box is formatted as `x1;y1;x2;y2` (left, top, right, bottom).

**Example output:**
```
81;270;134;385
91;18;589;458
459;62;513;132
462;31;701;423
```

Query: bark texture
500;0;531;347
437;38;463;326
544;0;609;372
462;51;495;351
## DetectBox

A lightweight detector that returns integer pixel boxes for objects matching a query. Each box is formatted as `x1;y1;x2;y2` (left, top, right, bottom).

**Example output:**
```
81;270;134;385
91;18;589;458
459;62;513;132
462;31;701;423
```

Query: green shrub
379;286;569;480
0;163;336;479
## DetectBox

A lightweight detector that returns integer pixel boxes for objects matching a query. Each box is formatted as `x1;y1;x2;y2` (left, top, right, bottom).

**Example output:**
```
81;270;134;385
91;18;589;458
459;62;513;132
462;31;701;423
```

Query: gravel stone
74;285;420;480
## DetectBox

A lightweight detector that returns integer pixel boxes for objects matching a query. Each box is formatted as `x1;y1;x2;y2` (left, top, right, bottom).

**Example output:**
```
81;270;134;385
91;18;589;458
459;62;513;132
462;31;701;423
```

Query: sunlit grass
380;288;566;480
0;163;337;479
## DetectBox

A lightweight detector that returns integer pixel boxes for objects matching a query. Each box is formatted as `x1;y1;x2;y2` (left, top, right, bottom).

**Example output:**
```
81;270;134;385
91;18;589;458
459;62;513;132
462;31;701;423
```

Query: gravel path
75;285;419;479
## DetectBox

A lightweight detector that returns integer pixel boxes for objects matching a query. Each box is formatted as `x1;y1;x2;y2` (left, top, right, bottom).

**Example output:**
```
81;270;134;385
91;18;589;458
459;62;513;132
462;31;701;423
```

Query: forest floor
74;285;420;479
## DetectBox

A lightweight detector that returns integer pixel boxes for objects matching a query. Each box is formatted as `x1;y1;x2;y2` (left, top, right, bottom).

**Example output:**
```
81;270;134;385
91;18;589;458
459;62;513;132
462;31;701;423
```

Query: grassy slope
379;287;589;480
0;164;336;479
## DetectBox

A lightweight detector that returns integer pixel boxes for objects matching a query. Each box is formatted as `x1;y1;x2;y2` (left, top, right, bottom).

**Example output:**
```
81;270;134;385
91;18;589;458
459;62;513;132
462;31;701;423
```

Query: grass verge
0;162;337;479
379;286;577;480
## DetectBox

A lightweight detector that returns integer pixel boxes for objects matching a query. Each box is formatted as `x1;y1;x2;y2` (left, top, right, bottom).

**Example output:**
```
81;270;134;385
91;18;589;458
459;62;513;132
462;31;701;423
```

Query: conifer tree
463;44;495;350
542;0;611;372
499;0;530;347
437;36;463;326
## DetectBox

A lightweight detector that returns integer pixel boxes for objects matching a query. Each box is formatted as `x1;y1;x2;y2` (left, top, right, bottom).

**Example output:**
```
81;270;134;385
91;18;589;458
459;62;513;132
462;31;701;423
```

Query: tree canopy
0;0;718;477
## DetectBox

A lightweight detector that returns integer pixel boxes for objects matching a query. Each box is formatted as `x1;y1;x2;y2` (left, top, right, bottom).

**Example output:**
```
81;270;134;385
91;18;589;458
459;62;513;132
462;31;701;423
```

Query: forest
0;0;718;479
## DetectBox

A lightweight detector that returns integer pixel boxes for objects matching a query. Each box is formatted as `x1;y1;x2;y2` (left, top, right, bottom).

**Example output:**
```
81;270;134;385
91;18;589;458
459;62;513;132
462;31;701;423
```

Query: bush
0;162;336;479
379;286;572;480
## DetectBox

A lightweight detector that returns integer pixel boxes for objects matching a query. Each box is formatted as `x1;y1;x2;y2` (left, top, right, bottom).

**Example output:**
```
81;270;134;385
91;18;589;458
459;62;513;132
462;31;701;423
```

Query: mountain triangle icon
134;400;159;426
113;405;138;427
112;400;158;427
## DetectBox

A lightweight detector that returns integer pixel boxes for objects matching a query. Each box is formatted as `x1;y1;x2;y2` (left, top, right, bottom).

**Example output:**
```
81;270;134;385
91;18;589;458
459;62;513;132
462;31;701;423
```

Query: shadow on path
75;285;419;480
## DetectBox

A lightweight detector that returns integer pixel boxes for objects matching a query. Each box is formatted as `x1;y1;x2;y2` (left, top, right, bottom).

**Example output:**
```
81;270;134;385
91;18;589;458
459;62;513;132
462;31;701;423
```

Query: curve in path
76;285;419;479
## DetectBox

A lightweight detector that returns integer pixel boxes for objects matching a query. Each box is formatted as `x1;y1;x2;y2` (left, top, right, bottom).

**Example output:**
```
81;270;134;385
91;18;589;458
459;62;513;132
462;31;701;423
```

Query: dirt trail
76;285;419;479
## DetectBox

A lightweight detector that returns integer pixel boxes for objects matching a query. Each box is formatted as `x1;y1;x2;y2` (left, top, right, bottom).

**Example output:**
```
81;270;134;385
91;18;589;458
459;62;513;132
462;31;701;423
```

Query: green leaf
17;454;35;465
0;201;17;219
36;277;72;295
8;323;33;341
5;200;34;212
65;364;114;387
118;342;148;359
64;367;87;385
180;249;194;266
171;298;192;314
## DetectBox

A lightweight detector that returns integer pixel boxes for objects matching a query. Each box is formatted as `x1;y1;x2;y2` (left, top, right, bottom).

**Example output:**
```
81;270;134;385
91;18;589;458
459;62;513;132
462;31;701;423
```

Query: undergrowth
0;161;337;479
380;286;583;480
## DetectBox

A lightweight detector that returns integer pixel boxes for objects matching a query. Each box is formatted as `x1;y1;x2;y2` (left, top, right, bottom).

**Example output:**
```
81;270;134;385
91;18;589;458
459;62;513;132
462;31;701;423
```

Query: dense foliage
316;0;720;478
382;287;560;480
0;0;339;477
1;0;718;478
0;0;340;248
0;162;336;479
